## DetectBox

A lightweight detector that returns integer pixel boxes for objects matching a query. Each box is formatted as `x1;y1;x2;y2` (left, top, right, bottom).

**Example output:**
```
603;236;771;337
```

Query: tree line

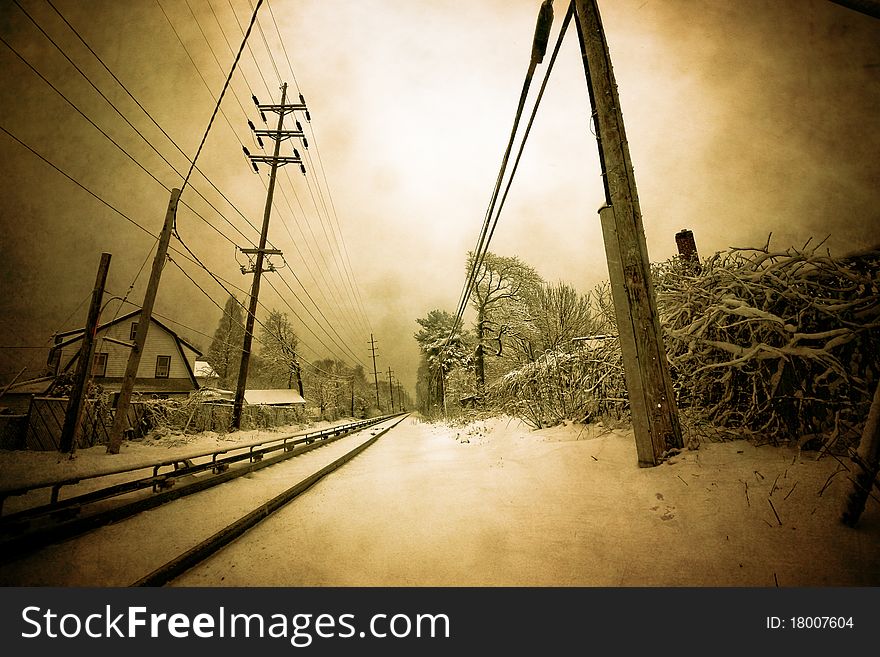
414;251;603;420
204;296;405;420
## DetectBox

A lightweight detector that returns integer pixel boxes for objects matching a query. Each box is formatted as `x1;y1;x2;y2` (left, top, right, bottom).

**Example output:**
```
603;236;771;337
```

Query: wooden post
574;0;682;466
60;252;111;454
841;382;880;527
107;188;181;454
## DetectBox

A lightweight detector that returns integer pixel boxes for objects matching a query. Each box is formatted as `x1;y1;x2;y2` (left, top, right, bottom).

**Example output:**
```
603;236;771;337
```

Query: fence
24;397;115;451
7;397;311;452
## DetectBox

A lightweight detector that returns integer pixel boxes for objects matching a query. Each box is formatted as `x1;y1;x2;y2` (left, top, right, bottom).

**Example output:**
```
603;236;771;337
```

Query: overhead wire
247;1;373;339
446;0;566;348
14;0;260;249
167;0;266;192
6;0;370;382
200;0;369;356
44;0;268;252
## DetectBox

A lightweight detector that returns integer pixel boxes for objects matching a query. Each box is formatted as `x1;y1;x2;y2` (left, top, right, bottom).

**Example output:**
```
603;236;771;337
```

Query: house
48;309;202;399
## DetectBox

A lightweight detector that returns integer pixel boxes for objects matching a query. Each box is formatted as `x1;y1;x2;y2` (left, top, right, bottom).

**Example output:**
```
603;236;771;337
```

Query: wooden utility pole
369;334;380;410
60;252;111;454
233;83;307;429
397;382;404;411
574;0;682;466
387;367;395;411
107;188;181;454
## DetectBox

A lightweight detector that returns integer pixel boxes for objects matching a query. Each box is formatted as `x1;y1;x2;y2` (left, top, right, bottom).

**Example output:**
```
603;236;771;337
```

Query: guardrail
0;414;402;520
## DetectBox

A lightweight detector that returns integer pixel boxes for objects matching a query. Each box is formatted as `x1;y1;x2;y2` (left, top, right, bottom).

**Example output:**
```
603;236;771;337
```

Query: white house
48;309;202;398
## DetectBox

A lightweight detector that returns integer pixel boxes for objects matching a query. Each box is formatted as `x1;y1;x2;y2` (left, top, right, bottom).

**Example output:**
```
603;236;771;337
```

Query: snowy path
171;416;880;587
2;415;878;587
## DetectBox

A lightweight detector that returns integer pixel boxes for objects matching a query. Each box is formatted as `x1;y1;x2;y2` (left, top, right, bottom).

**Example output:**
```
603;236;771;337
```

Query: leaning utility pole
368;334;380;410
232;83;308;429
574;0;682;466
60;252;111;454
387;367;395;412
107;189;181;454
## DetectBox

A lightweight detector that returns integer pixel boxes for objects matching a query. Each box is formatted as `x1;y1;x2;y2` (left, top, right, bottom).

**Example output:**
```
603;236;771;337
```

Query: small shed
243;390;307;407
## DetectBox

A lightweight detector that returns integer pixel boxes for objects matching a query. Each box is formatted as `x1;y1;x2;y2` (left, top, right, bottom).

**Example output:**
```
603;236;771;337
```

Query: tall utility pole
60;252;111;454
368;334;380;410
387;367;395;411
108;189;181;454
232;83;308;429
573;0;682;466
397;381;404;411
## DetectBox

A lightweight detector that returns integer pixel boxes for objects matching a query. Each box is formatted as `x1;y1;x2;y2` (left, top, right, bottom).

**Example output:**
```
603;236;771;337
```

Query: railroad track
0;414;406;567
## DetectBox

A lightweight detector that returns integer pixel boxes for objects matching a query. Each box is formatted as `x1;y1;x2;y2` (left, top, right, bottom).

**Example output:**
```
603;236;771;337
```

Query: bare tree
258;310;302;394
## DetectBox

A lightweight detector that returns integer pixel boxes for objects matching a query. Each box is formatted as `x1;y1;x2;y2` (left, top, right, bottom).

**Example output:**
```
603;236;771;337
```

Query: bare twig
783;481;798;500
768;498;783;526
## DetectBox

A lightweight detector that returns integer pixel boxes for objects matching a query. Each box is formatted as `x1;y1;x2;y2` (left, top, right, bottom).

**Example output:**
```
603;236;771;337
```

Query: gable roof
55;309;202;356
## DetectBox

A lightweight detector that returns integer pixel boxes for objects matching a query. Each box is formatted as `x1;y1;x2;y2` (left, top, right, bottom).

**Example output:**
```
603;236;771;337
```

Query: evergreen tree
206;295;245;389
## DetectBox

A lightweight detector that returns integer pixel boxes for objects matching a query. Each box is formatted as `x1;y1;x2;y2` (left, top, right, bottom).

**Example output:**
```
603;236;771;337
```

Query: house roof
244;389;307;406
55;309;202;356
190;388;307;405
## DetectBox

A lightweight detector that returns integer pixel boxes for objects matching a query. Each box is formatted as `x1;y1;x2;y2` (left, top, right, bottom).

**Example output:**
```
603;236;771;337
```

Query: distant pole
387;367;395;412
369;334;380;410
107;188;181;454
60;252;111;454
397;382;404;411
350;379;355;417
574;0;682;466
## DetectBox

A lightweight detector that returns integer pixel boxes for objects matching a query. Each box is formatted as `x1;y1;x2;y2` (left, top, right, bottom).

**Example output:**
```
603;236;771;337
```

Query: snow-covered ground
1;415;878;586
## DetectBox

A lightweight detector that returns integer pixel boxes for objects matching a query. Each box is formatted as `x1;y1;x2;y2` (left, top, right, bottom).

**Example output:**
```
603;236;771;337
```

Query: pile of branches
485;239;879;447
657;238;879;446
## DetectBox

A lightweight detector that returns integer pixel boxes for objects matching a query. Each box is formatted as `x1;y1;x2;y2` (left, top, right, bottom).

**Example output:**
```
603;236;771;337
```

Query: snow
1;415;878;587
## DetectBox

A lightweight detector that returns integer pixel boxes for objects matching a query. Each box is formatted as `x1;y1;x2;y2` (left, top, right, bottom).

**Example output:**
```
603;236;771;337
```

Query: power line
16;0;259;249
44;0;265;248
266;0;300;91
172;0;266;191
447;0;566;348
219;2;370;341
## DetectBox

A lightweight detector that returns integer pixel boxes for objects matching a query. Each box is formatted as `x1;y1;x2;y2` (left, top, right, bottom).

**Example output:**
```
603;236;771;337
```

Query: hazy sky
1;0;878;393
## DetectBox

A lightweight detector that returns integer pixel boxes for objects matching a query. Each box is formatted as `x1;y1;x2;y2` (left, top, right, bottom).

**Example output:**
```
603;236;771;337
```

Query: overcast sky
1;0;878;393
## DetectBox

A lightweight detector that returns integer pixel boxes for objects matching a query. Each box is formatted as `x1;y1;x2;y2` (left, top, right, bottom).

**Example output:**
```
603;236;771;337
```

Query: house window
129;322;138;341
92;352;108;377
155;355;171;379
